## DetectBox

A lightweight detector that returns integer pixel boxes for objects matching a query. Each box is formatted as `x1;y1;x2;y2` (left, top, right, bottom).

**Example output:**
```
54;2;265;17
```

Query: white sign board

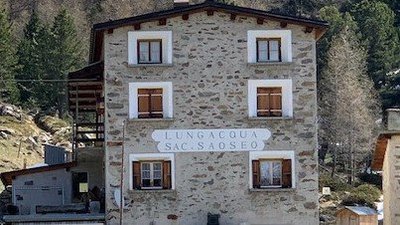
152;129;271;152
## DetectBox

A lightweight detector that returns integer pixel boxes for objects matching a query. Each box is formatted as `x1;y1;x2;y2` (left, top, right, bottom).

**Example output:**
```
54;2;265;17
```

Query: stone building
70;0;328;224
372;109;400;225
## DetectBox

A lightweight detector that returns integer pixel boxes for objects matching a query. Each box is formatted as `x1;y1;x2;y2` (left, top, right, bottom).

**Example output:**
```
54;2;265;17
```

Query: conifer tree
16;12;47;105
0;8;19;103
39;9;82;117
351;1;400;94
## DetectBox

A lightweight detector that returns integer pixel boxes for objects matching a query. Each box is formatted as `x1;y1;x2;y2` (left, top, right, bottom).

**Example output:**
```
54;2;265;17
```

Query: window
138;40;162;64
257;38;281;62
128;31;172;65
138;88;163;118
248;30;292;63
248;80;292;118
130;153;174;190
129;82;173;119
256;87;282;117
72;172;88;201
250;151;294;189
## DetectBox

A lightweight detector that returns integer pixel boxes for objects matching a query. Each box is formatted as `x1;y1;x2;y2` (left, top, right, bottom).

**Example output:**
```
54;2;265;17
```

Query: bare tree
319;25;381;183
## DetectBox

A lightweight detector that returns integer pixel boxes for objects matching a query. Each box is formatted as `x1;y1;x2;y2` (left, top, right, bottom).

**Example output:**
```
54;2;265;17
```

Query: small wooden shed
336;206;378;225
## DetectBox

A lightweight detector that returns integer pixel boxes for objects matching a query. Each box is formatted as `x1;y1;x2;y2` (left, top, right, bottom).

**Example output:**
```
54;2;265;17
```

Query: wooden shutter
162;161;172;189
151;89;163;118
269;87;282;117
132;161;141;189
282;159;292;188
257;87;282;117
252;160;260;188
138;89;150;118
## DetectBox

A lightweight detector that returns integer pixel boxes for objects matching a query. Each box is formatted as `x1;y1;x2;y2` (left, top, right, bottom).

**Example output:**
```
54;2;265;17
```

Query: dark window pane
153;179;162;187
142;179;151;187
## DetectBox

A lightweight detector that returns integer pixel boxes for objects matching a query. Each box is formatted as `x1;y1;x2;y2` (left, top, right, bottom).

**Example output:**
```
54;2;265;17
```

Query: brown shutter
138;89;150;118
132;161;141;189
151;89;163;118
252;160;260;188
162;161;172;189
282;159;292;188
269;87;282;117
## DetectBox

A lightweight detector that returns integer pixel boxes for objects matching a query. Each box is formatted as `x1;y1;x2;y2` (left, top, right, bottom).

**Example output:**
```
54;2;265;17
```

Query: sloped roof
0;161;77;186
372;131;400;171
338;206;377;216
88;0;328;63
92;0;328;31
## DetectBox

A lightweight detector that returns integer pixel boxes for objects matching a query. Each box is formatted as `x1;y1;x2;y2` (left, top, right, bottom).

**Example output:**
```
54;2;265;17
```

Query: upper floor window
128;31;172;65
248;80;292;118
257;87;282;117
138;40;162;64
129;82;173;119
248;30;292;63
138;88;163;118
256;38;281;62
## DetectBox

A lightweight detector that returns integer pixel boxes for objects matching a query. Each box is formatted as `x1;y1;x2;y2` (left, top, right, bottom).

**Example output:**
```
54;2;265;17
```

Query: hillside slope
0;103;71;190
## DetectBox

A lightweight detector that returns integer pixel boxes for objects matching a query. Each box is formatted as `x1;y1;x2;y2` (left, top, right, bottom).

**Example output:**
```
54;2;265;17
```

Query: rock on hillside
0;103;71;190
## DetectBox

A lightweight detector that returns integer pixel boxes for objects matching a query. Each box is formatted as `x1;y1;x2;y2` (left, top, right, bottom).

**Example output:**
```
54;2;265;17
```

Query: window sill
129;189;176;194
129;63;173;68
249;188;295;192
247;62;293;66
128;118;174;122
247;116;293;120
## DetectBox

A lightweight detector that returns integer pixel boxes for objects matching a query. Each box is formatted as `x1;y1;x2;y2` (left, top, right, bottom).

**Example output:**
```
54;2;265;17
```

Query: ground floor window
130;153;174;190
250;151;294;189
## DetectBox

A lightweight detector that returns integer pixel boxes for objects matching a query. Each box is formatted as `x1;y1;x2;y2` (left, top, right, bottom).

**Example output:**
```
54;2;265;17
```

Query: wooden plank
76;138;105;142
76;122;104;127
68;81;103;86
69;105;97;110
76;130;104;134
69;97;97;101
69;90;103;94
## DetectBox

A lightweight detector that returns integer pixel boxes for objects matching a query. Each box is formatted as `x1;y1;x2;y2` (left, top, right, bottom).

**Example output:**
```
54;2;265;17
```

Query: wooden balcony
68;62;104;150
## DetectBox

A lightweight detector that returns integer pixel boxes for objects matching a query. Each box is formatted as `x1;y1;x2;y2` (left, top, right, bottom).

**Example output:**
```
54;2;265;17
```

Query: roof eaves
0;161;78;186
92;1;328;32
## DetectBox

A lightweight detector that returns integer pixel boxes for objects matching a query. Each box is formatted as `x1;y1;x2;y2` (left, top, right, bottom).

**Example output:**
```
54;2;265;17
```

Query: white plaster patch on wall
247;30;292;63
129;153;175;190
128;81;173;119
249;150;296;188
152;128;271;152
127;31;173;65
248;79;293;118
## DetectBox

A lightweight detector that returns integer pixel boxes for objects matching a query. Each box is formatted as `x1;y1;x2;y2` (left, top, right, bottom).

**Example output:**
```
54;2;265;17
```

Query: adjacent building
372;109;400;225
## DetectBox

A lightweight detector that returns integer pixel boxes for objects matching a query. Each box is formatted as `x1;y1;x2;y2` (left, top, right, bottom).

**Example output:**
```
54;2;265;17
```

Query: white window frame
249;151;295;189
259;160;282;188
140;162;163;189
247;30;292;63
128;31;173;65
248;79;293;118
129;153;175;190
129;82;173;119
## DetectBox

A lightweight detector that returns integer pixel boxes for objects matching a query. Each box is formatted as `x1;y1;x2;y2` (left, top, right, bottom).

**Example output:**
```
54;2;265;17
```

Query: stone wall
383;135;400;225
104;11;319;225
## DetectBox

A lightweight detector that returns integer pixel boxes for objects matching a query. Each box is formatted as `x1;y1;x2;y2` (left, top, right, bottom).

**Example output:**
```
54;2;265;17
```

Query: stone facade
104;11;320;225
382;135;400;225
